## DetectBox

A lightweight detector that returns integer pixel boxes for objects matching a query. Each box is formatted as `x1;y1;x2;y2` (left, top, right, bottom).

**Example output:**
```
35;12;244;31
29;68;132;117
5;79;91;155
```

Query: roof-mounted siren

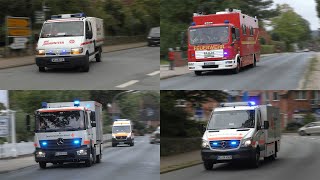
41;102;48;108
220;101;256;107
74;100;80;107
225;8;242;13
51;12;86;19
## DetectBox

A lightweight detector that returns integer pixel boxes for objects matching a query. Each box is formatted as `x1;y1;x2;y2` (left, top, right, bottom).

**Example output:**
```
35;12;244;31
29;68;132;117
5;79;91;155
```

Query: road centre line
147;70;160;76
116;80;139;88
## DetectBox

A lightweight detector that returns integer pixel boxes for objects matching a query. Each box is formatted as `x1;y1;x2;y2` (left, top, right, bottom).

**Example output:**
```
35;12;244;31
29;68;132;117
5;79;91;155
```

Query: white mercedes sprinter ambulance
35;13;104;72
201;102;281;170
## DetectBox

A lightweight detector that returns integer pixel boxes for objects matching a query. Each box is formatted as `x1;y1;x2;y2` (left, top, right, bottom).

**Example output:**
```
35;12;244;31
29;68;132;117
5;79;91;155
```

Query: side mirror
202;124;207;133
90;112;96;127
26;115;31;131
263;121;269;129
235;29;240;41
86;31;93;39
91;122;96;127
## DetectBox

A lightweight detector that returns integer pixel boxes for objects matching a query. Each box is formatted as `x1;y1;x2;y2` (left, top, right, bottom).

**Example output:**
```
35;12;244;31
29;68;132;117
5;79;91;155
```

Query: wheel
39;162;46;169
96;147;101;163
130;142;134;146
80;53;90;72
112;143;117;147
299;131;306;136
85;153;93;167
52;162;58;165
95;47;102;62
203;161;214;170
232;61;240;74
251;55;256;68
194;71;202;76
39;67;46;72
250;149;260;168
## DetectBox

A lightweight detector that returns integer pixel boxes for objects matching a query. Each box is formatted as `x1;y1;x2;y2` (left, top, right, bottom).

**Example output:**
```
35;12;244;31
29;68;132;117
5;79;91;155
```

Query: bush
161;137;201;156
272;41;286;53
261;45;275;54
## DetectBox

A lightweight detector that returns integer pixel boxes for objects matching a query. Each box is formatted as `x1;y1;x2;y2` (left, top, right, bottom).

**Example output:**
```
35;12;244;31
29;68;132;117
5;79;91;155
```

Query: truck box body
188;9;260;75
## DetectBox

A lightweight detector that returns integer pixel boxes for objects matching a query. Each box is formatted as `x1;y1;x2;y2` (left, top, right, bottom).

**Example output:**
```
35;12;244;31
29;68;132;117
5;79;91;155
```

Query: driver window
257;110;261;128
232;27;236;41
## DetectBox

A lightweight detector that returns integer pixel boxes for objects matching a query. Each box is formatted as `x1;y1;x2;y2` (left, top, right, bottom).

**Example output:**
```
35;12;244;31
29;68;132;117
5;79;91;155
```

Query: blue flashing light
248;101;256;106
230;141;237;145
74;100;80;107
73;139;80;145
224;20;230;24
191;22;196;26
212;142;218;146
73;13;86;18
41;102;47;108
86;104;91;108
41;141;48;146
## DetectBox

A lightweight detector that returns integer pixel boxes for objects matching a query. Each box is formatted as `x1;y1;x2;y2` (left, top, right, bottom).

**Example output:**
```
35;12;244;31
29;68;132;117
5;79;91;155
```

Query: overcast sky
272;0;319;30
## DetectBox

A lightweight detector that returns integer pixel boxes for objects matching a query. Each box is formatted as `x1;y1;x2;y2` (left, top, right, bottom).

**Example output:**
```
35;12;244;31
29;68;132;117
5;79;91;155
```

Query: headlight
241;138;252;147
36;49;45;55
112;134;116;138
147;37;152;39
127;133;131;138
77;149;87;155
225;61;234;64
202;139;210;148
188;62;195;66
36;151;46;157
71;47;83;54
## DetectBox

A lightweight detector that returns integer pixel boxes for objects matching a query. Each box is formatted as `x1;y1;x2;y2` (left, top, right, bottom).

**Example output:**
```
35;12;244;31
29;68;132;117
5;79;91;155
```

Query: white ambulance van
35;13;104;72
201;102;281;170
112;119;134;147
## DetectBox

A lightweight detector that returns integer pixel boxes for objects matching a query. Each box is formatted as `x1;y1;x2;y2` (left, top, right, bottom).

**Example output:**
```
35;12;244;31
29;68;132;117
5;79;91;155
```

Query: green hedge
261;45;275;54
161;137;201;156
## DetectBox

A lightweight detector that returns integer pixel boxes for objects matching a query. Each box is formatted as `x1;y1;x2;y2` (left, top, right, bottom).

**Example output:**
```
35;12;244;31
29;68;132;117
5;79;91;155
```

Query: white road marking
147;71;160;76
116;80;139;88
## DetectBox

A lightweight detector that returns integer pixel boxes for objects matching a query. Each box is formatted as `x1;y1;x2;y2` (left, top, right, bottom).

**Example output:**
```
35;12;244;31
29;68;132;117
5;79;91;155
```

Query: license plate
119;142;124;144
217;155;232;160
204;62;215;65
55;152;67;156
51;58;65;62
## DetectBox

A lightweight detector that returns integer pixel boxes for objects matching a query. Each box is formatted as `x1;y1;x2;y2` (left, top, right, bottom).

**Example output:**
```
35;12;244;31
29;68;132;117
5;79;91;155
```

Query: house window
264;92;270;104
295;91;307;100
175;99;187;107
273;92;279;101
249;27;254;36
311;91;320;105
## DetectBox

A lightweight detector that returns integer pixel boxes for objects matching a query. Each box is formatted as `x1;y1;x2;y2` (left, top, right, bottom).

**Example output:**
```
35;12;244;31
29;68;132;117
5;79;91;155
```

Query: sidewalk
160;150;202;174
300;53;320;89
0;142;111;174
0;42;146;70
160;53;277;80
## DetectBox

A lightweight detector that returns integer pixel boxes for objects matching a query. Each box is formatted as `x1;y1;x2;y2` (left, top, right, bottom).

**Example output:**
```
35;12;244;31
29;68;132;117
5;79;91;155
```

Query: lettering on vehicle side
194;45;224;51
43;40;64;46
46;134;70;138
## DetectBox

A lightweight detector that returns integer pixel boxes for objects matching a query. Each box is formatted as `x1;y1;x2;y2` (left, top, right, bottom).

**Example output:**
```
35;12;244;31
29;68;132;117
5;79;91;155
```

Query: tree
271;4;311;50
316;0;320;18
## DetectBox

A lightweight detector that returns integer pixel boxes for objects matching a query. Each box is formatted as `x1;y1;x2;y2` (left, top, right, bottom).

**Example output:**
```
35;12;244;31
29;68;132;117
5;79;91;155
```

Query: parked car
150;126;160;144
298;122;320;136
147;27;160;46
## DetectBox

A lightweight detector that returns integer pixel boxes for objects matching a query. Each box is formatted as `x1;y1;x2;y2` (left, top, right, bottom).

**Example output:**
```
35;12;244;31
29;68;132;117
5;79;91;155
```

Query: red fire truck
188;8;260;75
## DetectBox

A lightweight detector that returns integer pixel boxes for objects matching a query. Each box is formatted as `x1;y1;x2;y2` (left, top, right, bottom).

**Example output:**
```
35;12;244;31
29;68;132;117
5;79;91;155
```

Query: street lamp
108;90;137;121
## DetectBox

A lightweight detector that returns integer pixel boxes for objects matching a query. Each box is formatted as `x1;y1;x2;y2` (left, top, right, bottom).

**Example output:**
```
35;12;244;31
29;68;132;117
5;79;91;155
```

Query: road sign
8;29;31;37
146;108;154;116
7;18;29;27
0;116;9;137
195;107;204;119
10;43;26;49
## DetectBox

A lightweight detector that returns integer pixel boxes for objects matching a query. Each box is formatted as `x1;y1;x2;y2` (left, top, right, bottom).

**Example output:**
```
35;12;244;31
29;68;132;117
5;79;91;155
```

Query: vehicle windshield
35;110;85;132
149;27;160;37
207;110;255;130
189;26;229;45
112;126;131;133
40;21;84;38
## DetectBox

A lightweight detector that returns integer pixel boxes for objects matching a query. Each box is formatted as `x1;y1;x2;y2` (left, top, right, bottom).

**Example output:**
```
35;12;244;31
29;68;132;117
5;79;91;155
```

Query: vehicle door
85;20;94;56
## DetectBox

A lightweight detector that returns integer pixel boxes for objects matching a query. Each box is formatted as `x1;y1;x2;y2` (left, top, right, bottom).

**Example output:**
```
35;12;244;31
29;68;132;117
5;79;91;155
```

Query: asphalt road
0;136;159;180
161;52;316;90
0;47;160;90
161;134;320;180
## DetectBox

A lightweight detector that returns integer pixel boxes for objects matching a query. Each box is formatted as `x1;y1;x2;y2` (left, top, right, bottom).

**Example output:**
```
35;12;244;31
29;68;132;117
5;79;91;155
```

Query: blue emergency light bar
41;102;47;108
74;100;80;107
220;101;257;107
51;13;86;19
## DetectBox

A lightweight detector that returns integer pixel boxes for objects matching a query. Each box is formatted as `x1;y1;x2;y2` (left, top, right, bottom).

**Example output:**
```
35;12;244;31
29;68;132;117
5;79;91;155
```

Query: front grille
40;138;82;150
210;140;240;149
116;136;127;140
203;65;219;68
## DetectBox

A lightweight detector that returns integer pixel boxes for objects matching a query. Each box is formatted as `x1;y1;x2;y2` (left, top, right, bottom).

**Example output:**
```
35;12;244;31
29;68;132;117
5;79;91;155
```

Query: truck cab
33;100;103;169
35;13;104;72
201;102;280;170
112;119;134;147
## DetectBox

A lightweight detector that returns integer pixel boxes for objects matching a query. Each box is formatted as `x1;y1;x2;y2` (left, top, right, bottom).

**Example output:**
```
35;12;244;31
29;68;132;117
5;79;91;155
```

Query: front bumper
34;147;90;163
150;137;160;143
188;60;237;71
148;38;160;45
112;137;133;144
201;147;255;163
35;55;87;68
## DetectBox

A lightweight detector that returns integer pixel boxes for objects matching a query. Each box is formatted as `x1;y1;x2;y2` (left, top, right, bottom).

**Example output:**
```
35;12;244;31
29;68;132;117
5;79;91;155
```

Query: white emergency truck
35;13;104;72
201;102;281;170
32;100;103;169
112;119;134;147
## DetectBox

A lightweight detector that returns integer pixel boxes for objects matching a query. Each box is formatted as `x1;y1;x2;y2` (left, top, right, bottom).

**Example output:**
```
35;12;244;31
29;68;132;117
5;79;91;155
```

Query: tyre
250;149;260;168
39;67;46;72
299;131;306;136
251;55;256;68
130;142;134;146
232;61;240;74
194;71;202;76
95;47;102;62
112;143;117;147
39;162;46;169
85;153;93;167
80;53;90;72
96;146;102;163
203;161;214;170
